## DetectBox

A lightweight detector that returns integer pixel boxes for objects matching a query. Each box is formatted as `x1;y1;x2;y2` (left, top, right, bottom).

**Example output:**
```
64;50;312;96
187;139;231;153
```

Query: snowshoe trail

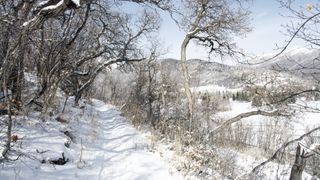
86;100;179;180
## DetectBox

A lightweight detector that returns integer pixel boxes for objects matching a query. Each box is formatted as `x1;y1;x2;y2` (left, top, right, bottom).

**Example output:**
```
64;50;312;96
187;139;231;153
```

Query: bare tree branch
248;12;320;65
248;126;320;177
209;110;283;136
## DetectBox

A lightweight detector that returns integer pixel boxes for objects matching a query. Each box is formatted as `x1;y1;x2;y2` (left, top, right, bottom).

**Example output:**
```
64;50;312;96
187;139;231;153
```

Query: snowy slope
0;98;182;180
158;58;245;88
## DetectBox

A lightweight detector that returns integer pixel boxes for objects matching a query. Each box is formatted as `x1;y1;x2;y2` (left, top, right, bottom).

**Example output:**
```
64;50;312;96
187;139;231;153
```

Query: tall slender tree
176;0;251;130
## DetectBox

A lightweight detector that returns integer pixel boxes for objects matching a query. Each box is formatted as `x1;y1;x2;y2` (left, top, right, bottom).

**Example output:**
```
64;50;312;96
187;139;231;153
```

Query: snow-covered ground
151;98;319;179
0;98;183;180
219;100;320;135
191;85;242;93
1;82;319;180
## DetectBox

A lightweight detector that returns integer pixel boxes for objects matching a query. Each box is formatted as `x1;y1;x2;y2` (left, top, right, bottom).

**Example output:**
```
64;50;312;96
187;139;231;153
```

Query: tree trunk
74;92;82;106
0;28;10;68
2;83;12;159
2;109;12;158
289;144;307;180
13;40;26;104
147;84;154;128
62;95;69;113
180;35;193;131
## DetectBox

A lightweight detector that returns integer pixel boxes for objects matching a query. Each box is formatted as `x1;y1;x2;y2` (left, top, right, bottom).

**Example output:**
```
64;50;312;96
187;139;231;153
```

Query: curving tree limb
209;110;282;136
249;126;320;176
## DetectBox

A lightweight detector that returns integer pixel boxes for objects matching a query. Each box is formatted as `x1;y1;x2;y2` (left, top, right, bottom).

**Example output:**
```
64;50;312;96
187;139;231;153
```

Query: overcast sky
121;0;319;62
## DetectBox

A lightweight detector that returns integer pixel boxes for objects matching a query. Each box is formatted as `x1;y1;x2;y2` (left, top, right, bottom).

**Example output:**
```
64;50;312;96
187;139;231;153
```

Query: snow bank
191;85;242;93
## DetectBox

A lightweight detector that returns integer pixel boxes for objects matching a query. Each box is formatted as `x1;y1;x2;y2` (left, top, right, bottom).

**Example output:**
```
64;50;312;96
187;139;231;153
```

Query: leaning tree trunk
289;144;307;180
180;35;193;131
179;3;204;131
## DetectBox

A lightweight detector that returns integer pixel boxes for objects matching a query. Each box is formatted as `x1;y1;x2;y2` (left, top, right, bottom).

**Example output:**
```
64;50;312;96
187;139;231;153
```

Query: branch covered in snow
23;0;81;30
208;110;283;136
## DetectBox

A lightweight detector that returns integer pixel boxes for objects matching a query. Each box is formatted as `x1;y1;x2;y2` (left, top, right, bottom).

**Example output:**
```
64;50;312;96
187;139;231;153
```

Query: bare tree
61;9;160;105
174;0;251;130
0;0;165;161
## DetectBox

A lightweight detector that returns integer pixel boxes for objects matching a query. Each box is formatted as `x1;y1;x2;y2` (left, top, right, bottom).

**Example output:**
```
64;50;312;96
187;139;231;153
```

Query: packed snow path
0;99;181;180
82;100;179;180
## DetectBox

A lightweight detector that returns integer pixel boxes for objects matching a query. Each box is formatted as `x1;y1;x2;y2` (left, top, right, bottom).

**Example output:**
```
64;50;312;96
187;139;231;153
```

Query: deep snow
0;98;182;180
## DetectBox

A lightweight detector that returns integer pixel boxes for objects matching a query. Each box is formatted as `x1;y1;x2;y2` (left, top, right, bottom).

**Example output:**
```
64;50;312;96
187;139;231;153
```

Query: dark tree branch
248;126;320;176
66;3;91;47
248;12;320;65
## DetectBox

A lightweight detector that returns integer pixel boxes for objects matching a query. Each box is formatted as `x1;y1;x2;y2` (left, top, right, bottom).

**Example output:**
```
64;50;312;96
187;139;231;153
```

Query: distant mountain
158;58;242;87
252;47;320;80
157;58;315;89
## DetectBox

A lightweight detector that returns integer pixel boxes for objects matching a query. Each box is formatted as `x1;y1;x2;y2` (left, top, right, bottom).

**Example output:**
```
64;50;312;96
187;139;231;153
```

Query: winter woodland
0;0;320;179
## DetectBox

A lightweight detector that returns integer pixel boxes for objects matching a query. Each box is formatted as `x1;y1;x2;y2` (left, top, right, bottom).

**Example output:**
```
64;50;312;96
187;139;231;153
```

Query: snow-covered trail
0;99;182;180
81;100;180;180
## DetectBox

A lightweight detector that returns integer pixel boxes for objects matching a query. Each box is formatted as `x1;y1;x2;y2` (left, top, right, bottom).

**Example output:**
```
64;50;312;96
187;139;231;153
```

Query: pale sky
120;0;319;62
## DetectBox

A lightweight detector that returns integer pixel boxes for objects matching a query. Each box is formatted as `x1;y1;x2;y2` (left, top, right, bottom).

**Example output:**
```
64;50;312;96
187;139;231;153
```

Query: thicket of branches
0;0;168;161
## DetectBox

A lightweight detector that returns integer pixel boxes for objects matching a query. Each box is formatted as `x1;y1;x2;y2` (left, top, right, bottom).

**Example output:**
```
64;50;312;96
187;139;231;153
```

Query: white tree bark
180;35;193;129
179;3;204;130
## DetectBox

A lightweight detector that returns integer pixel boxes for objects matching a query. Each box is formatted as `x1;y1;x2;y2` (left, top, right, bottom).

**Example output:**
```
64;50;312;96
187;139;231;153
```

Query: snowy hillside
157;58;315;89
158;58;244;87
